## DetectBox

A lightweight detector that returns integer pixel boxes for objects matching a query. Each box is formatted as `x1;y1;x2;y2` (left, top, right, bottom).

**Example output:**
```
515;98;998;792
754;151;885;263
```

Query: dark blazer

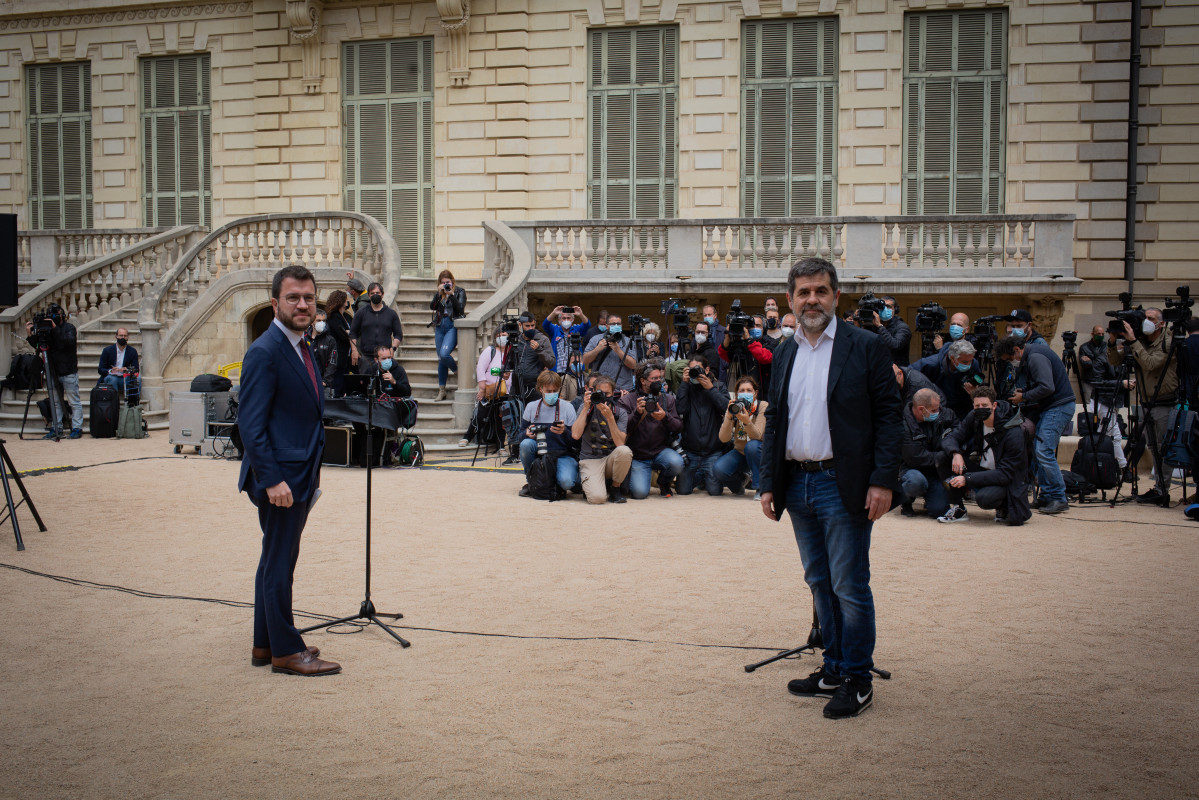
97;343;139;377
237;323;325;505
760;322;904;520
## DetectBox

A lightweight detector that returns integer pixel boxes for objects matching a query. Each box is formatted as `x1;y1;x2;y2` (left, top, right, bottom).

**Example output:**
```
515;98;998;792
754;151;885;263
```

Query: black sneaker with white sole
937;503;968;523
823;676;873;719
786;665;841;698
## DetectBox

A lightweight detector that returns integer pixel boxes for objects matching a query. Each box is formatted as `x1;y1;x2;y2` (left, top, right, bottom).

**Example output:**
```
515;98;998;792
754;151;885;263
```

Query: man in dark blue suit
239;265;341;676
97;327;140;396
759;257;903;719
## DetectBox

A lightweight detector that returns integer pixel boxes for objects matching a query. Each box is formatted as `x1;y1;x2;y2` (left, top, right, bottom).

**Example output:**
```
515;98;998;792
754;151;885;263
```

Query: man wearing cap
1004;309;1046;346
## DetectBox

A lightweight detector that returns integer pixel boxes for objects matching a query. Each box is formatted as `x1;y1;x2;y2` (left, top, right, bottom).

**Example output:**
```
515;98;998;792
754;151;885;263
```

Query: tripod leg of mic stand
1;442;45;532
744;645;813;673
369;615;411;648
1;453;24;551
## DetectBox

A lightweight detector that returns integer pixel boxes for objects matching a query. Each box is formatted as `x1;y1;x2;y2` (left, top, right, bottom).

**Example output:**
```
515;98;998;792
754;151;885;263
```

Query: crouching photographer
942;387;1032;526
675;355;729;496
617;359;684;498
714;376;768;498
25;303;83;439
898;388;959;520
518;370;580;498
571;376;632;504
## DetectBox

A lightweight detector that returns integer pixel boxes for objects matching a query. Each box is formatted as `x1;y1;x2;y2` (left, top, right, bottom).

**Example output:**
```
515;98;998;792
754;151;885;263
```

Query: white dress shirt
272;317;306;365
785;316;836;462
113;345;126;369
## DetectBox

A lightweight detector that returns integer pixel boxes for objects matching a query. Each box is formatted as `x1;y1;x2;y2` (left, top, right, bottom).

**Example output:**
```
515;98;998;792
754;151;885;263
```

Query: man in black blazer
759;257;903;719
238;265;340;677
97;327;140;396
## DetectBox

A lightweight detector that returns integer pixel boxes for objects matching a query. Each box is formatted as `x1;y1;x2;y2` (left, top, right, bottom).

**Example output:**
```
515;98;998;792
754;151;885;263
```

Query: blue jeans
57;372;83;431
518;438;579;492
677;451;722;496
1034;402;1073;503
434;316;458;387
102;373;141;399
627;448;685;499
713;440;763;491
785;469;875;681
899;468;952;516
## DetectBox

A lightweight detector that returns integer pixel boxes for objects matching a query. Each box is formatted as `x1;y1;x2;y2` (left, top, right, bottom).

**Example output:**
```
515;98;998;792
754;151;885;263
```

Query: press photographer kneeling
899;388;960;521
942;387;1032;526
571;376;632;504
714;376;767;498
675;354;729;496
518;370;580;499
617;359;684;499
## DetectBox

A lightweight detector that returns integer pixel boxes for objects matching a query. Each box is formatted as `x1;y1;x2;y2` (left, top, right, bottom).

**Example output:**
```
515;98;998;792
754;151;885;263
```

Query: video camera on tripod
500;310;522;337
29;304;65;350
1104;292;1146;336
856;292;887;326
914;302;948;357
726;300;753;338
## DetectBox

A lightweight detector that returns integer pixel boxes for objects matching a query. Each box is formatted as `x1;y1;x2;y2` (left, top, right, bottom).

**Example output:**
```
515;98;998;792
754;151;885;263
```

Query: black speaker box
0;213;16;307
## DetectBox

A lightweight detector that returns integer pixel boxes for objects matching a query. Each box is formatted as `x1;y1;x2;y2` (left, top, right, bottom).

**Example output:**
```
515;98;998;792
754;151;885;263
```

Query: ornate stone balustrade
18;227;173;278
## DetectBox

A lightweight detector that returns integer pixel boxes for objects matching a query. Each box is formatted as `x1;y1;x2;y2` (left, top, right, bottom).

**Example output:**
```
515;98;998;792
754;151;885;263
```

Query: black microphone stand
743;605;892;680
301;373;410;647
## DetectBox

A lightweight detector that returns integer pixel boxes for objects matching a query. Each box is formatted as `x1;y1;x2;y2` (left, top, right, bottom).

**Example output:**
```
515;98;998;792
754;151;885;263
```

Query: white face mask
645;334;657;343
695;333;708;345
497;336;509;347
1142;318;1157;335
314;321;327;334
781;326;795;338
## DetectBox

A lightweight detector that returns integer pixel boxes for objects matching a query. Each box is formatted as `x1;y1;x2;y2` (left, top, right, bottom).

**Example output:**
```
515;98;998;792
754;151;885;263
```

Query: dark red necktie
300;341;320;397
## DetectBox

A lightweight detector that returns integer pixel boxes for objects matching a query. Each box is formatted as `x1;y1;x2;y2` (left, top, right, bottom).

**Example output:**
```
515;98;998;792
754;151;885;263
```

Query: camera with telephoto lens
915;302;947;333
856;292;887;325
726;299;753;338
686;366;707;385
501;312;521;336
670;431;686;461
527;423;552;457
728;398;748;416
1104;291;1147;336
643;380;663;412
1161;285;1193;326
568;332;582;353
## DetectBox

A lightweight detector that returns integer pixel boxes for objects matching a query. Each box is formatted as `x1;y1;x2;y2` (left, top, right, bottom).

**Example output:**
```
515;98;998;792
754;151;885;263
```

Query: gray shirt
583;334;636;392
579;402;629;459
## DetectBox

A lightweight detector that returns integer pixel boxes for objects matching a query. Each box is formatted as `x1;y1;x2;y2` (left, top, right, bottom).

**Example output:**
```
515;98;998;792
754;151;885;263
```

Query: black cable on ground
0;562;785;653
16;455;189;478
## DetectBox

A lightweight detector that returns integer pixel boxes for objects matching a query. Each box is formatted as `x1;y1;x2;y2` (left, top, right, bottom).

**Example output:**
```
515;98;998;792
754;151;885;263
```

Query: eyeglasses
281;293;316;306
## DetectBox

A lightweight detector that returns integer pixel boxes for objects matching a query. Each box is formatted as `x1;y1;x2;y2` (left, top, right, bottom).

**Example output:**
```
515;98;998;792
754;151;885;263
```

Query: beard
797;305;832;335
277;306;312;333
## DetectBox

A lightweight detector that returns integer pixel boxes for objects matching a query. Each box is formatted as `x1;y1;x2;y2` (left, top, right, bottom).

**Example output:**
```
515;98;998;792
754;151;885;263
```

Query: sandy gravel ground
0;435;1196;800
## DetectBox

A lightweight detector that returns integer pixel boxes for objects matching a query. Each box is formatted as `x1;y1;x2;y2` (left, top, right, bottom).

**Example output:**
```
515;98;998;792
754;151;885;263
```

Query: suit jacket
237;323;325;506
97;343;139;377
759;323;904;521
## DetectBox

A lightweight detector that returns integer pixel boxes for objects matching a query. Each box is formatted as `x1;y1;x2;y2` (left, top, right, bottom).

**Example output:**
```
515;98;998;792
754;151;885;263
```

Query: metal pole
1124;0;1142;297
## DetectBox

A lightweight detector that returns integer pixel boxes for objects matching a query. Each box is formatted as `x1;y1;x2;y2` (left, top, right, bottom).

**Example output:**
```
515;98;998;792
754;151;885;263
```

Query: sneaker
729;478;746;497
41;429;60;440
1136;489;1168;507
69;428;83;439
1038;499;1069;515
607;486;627;504
899;502;918;518
501;454;520;466
753;491;762;501
823;676;873;719
787;666;841;698
518;484;530;498
937;504;968;524
457;438;469;447
994;509;1008;524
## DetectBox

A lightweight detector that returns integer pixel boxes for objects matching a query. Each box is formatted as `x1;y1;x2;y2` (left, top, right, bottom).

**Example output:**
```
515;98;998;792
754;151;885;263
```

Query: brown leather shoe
271;649;341;676
251;645;320;667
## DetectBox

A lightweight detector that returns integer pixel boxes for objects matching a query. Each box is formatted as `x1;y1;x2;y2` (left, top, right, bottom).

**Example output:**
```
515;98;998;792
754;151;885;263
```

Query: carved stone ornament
437;0;471;87
287;0;324;94
1027;295;1064;341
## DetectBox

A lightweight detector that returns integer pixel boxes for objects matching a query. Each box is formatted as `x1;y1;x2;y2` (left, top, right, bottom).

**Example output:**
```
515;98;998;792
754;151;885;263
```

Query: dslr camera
728;398;749;416
590;389;612;407
856;292;887;326
1104;291;1147;336
726;300;753;338
643;379;664;413
914;302;947;333
527;423;552;457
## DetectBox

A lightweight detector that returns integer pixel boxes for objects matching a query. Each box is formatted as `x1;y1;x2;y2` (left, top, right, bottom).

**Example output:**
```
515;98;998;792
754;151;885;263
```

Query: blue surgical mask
750;328;763;339
609;324;622;334
670;342;678;353
955;361;970;372
949;324;965;340
543;392;559;406
704;316;716;326
737;392;754;404
926;411;940;422
380;358;394;370
1012;327;1026;339
881;307;894;322
598;324;608;332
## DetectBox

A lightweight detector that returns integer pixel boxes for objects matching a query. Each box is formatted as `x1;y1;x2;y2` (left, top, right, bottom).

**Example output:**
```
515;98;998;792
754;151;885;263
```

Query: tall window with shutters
343;38;434;277
902;10;1008;214
26;62;93;230
141;54;211;227
587;26;678;219
741;18;838;217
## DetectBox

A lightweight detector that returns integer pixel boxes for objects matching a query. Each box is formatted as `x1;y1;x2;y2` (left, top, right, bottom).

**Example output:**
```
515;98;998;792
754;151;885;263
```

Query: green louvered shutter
26;62;92;229
902;10;1007;214
343;38;434;276
741;18;838;216
141;54;211;226
588;26;678;219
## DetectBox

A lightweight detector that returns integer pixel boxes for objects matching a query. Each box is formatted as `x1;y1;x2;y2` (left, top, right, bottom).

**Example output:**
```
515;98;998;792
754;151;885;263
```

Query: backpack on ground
1161;404;1198;470
3;353;43;392
500;396;525;442
116;404;147;439
89;384;120;438
190;373;232;393
1061;469;1097;500
1070;433;1119;490
38;395;71;432
525;453;561;501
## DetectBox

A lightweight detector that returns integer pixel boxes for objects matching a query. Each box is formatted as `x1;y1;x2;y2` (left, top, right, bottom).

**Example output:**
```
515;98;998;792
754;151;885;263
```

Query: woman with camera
459;325;513;448
323;289;357;396
714;376;768;498
430;269;467;401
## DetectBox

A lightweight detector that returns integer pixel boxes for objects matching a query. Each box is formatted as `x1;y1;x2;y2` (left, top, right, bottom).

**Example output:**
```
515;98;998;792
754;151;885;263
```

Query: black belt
791;458;835;473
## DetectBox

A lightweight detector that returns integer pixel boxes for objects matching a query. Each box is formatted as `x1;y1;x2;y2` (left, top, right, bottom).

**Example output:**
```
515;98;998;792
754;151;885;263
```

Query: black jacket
943;399;1032;524
98;343;139;378
366;358;411;398
1012;342;1075;422
911;351;976;420
760;321;904;521
676;377;729;457
28;322;78;377
898;364;944;408
901;405;959;474
326;310;354;372
870;316;912;366
509;329;554;398
309;331;338;387
429;286;467;326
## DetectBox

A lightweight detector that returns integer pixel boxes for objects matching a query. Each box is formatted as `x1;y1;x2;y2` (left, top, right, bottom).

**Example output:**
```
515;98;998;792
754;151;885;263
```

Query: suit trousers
253;499;311;658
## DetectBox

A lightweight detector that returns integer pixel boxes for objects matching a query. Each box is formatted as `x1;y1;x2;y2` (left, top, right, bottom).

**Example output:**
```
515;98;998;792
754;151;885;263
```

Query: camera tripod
301;374;410;648
744;605;892;681
18;346;63;442
0;439;46;550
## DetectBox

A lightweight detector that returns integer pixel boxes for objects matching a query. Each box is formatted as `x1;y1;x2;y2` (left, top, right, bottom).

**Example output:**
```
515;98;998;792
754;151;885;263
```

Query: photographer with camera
508;311;555;402
1108;307;1179;505
942;387;1032;526
582;313;639;392
98;326;141;398
1077;324;1114;407
25;303;83;439
583;308;610;349
898;388;960;520
517;370;580;498
543;304;591;373
859;294;912;366
911;339;980;420
933;312;973;352
995;335;1075;514
366;345;411;398
617;359;684;499
428;269;467;401
714;376;768;498
571;375;633;504
718;303;773;389
675;354;730;496
642;322;665;360
1004;309;1046;346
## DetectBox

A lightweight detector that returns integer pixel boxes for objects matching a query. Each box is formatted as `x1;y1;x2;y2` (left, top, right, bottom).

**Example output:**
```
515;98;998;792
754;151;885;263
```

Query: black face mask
765;317;778;330
973;407;993;422
116;338;128;347
647;380;664;394
370;294;383;305
523;328;537;340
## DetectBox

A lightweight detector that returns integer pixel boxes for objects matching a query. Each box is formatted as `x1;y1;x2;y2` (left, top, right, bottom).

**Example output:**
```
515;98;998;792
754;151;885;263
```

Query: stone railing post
843;221;880;273
140;321;163;410
671;223;704;272
1032;218;1073;274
